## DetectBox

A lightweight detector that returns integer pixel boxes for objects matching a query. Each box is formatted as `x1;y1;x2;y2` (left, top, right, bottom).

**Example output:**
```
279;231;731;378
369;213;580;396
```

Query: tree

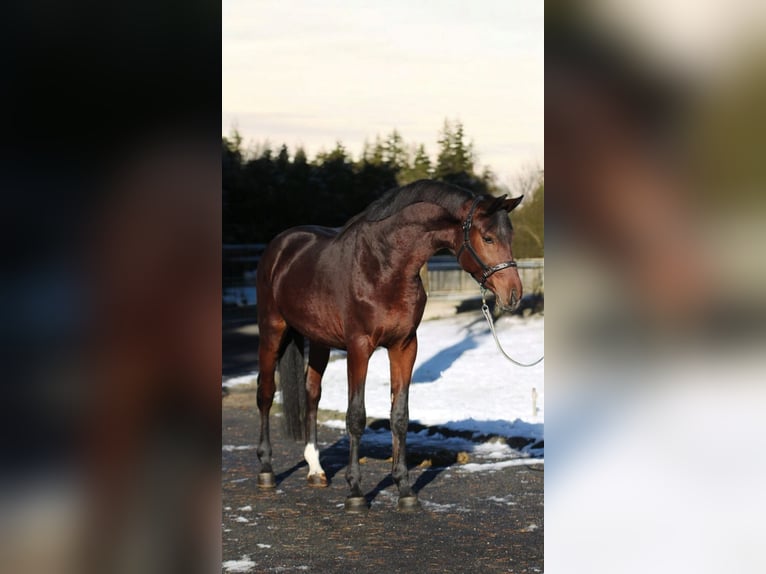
362;135;385;166
508;166;544;258
434;119;475;178
314;142;356;225
383;129;407;171
433;118;490;193
399;143;432;184
221;118;517;243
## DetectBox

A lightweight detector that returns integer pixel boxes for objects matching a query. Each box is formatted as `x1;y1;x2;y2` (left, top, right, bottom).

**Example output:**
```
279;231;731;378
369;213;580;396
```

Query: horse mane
339;179;474;234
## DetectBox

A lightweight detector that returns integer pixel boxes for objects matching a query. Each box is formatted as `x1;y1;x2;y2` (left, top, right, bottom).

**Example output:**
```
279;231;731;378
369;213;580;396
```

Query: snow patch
317;315;543;430
223;445;256;452
223;373;257;388
486;494;517;506
460;458;544;472
322;419;346;429
223;556;255;572
421;500;471;513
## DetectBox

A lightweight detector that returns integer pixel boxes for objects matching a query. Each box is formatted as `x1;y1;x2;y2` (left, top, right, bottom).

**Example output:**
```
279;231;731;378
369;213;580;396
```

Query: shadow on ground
269;417;543;508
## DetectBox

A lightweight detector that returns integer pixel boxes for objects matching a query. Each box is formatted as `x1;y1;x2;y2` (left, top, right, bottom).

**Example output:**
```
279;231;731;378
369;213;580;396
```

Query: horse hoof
257;472;276;489
397;495;421;512
307;473;328;488
344;496;368;513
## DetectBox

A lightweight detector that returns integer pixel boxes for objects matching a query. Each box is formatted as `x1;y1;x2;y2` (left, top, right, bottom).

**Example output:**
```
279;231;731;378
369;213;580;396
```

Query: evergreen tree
362;135;385;165
434;119;488;193
293;146;308;166
399;143;432;184
435;119;475;178
222;132;246;243
509;170;544;258
383;129;407;171
220;118;533;243
314;142;355;225
276;144;290;167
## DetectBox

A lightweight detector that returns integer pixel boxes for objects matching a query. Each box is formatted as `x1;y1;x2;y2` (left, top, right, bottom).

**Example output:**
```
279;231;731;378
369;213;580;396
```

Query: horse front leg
305;341;330;487
389;336;420;511
344;339;373;512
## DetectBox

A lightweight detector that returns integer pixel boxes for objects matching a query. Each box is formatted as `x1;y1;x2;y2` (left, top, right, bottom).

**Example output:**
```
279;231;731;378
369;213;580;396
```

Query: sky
222;0;543;186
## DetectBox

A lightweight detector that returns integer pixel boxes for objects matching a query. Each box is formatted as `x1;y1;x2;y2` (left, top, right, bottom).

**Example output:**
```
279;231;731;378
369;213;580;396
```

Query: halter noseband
455;195;517;288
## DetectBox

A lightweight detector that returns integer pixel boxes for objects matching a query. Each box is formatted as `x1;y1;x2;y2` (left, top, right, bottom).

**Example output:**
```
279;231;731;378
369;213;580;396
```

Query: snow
223;374;257;388
223;556;255;572
460;458;544;472
317;313;543;425
224;312;544;465
317;313;544;459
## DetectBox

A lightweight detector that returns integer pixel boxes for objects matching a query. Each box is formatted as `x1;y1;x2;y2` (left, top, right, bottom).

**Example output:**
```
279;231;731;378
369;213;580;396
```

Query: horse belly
277;282;347;349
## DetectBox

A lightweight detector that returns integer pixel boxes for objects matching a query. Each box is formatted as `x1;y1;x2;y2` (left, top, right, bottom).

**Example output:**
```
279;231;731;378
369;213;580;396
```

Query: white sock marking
304;443;324;477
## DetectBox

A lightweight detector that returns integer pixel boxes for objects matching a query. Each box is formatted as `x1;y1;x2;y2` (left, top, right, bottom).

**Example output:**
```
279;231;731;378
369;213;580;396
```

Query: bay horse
255;179;523;511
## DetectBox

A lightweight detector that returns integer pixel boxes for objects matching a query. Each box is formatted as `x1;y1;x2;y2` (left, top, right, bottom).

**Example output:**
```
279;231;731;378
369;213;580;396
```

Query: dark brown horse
255;179;523;511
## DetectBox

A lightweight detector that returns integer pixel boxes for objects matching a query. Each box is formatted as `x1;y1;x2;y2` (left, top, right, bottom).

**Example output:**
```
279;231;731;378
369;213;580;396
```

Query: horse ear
504;195;523;213
486;194;508;214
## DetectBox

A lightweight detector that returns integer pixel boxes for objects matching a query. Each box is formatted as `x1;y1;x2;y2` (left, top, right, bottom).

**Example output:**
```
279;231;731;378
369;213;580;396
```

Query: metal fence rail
425;255;544;295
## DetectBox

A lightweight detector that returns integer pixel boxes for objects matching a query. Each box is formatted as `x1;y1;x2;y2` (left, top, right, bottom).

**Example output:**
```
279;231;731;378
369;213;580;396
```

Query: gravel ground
222;387;544;573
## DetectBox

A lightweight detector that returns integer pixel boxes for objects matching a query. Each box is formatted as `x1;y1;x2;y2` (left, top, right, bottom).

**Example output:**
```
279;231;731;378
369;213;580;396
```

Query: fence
425;255;544;295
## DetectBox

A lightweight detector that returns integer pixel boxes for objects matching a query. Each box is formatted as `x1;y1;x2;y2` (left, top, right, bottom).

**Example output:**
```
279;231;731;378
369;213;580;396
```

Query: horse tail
278;328;306;441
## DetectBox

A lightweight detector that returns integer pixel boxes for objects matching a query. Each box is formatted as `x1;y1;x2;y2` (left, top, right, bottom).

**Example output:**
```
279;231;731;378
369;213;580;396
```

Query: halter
456;196;544;368
455;196;517;288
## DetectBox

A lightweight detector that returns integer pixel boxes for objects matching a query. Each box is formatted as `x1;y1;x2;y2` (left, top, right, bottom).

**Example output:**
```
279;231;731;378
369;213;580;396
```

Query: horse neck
374;202;461;276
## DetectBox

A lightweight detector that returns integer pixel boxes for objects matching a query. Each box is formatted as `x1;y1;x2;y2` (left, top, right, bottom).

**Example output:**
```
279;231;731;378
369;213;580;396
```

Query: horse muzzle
483;265;522;313
495;288;520;313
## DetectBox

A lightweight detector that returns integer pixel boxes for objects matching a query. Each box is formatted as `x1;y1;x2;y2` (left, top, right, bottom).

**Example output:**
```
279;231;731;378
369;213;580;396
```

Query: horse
255;179;523;511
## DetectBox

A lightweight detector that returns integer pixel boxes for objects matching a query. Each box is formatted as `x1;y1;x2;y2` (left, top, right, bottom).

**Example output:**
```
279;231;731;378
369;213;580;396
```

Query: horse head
456;194;524;312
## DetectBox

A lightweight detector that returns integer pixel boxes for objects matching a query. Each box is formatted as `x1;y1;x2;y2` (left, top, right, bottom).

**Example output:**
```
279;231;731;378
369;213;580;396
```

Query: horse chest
361;302;423;346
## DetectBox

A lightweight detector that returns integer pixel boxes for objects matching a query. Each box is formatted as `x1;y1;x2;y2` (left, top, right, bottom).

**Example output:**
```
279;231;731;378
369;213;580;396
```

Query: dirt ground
222;384;544;573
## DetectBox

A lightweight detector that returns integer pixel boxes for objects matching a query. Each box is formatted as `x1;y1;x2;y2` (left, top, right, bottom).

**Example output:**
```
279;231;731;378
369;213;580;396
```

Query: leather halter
455;195;517;288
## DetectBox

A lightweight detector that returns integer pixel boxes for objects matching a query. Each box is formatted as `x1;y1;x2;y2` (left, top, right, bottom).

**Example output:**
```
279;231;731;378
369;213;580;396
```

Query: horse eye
482;236;494;244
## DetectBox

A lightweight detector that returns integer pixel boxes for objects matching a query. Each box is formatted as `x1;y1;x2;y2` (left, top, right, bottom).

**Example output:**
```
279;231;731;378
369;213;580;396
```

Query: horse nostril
511;289;519;307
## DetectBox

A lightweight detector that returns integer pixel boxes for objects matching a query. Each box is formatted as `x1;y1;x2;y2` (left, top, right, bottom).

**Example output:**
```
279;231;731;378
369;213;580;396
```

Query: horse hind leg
304;341;330;487
255;316;287;489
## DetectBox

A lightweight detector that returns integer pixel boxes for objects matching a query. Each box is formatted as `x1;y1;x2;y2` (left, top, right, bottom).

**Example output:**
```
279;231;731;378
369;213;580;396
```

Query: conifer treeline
223;119;543;257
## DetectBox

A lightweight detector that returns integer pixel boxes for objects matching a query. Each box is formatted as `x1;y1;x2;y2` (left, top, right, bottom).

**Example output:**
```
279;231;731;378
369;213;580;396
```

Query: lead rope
481;288;544;367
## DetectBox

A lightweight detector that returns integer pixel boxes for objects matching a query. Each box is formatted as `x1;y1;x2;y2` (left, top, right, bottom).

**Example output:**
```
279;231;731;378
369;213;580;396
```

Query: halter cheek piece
455;196;517;288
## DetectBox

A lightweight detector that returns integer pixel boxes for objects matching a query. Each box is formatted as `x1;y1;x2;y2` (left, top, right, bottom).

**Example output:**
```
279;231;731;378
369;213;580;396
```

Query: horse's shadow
411;314;489;384
273;425;456;502
273;418;543;505
412;337;478;383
